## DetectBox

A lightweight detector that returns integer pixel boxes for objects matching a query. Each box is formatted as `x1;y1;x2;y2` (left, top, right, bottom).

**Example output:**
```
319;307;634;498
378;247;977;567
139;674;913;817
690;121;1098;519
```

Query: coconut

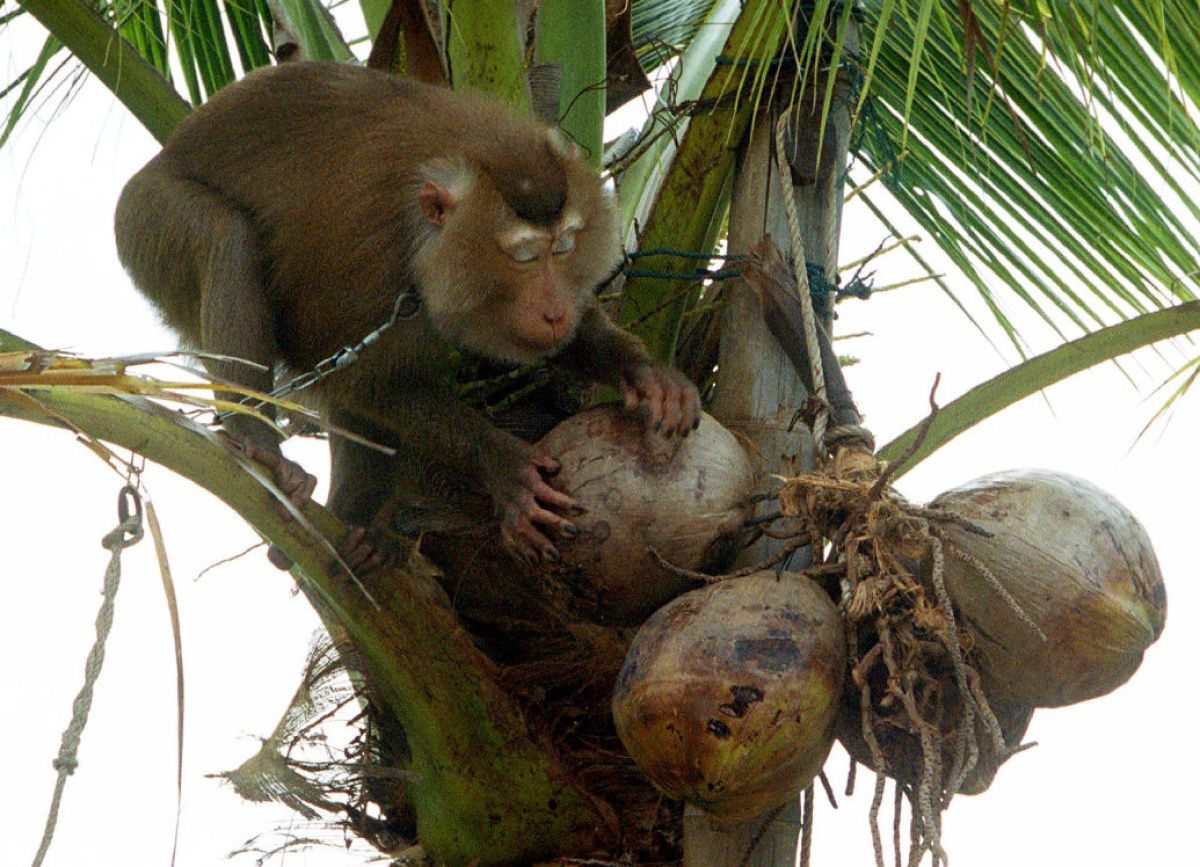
540;407;756;624
930;469;1166;708
612;570;844;820
836;687;1033;796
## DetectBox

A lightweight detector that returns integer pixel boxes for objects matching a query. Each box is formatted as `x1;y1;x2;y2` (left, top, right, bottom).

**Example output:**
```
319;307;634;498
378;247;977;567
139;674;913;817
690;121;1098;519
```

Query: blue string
627;248;747;262
620;249;872;315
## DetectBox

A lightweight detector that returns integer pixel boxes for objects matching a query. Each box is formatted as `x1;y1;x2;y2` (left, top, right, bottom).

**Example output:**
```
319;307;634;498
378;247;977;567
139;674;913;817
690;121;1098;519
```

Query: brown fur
115;61;698;565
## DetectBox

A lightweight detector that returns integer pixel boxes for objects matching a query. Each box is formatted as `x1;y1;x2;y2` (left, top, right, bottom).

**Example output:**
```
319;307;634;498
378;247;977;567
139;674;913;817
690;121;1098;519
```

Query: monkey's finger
526;504;578;539
645;379;667;432
622;383;642;413
290;468;319;505
688;386;703;431
659;383;687;438
267;545;294;570
529;477;580;513
530;452;562;476
501;517;551;566
334;527;384;578
242;440;317;507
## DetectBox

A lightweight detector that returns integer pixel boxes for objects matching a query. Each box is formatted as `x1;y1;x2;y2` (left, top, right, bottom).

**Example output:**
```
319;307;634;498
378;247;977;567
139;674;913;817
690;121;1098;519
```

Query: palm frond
629;0;721;69
856;1;1200;348
4;0;352;143
878;300;1200;475
445;0;527;105
0;34;63;149
14;0;191;142
615;0;792;359
536;0;606;163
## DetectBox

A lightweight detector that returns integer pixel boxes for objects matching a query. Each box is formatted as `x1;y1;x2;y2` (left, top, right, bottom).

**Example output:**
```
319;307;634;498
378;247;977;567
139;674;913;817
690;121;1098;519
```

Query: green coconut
540;407;756;624
931;469;1167;708
612;570;844;820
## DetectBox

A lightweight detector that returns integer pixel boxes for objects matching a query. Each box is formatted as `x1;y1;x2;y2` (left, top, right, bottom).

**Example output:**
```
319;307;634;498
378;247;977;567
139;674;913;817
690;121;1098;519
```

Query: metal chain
223;287;421;419
31;486;144;867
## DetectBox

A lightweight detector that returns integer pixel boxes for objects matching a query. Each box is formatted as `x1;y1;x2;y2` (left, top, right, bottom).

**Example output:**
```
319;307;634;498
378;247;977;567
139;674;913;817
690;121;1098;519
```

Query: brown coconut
930;469;1166;708
836;687;1033;796
540;407;756;624
612;570;844;820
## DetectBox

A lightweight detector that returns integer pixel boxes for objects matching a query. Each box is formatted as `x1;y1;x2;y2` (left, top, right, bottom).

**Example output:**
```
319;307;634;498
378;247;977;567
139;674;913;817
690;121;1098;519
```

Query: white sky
2;17;1198;867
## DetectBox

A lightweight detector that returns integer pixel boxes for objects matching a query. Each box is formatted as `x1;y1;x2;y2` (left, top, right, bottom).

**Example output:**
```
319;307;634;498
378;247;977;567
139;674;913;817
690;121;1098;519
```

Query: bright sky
2;18;1197;867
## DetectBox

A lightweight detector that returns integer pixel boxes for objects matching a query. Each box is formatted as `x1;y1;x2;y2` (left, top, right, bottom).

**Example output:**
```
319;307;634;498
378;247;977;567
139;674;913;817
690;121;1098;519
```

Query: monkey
114;60;701;569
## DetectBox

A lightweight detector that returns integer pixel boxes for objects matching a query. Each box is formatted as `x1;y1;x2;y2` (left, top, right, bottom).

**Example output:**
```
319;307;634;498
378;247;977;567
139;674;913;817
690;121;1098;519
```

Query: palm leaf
536;0;606;163
878;300;1200;476
15;0;190;142
856;1;1200;351
0;34;63;149
6;0;350;142
445;0;527;106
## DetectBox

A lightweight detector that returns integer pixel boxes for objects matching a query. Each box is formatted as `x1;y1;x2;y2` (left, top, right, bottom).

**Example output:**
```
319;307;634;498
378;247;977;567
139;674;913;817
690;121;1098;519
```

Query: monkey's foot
221;433;318;509
264;527;398;577
333;526;404;579
622;364;703;437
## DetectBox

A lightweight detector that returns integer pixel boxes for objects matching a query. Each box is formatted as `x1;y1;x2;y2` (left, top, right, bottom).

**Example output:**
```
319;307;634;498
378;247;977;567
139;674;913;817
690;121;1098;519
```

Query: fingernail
693;418;701;430
562;524;578;537
654;420;663;431
545;547;561;563
525;552;540;567
572;504;588;515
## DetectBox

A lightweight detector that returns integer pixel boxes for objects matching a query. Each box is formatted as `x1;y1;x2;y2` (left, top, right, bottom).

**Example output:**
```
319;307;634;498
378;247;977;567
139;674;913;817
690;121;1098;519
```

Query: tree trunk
697;15;859;865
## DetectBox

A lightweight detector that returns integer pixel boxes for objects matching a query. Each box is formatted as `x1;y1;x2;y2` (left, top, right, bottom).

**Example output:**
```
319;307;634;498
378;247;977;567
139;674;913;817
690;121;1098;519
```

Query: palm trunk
696;14;859;864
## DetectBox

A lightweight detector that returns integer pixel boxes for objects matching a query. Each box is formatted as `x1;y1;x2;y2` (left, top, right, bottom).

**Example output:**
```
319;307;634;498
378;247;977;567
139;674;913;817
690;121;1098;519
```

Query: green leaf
536;0;605;164
16;0;191;143
445;0;528;108
272;0;353;62
0;34;61;150
855;1;1200;346
878;300;1200;477
617;0;790;360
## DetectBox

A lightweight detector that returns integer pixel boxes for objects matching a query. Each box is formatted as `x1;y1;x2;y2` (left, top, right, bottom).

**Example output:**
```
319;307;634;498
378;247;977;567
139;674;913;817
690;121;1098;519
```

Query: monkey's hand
496;448;582;566
622;363;702;437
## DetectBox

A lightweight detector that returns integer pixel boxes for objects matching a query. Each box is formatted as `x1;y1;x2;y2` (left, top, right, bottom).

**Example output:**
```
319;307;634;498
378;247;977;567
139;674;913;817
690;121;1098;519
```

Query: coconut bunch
765;449;1166;864
420;400;1165;861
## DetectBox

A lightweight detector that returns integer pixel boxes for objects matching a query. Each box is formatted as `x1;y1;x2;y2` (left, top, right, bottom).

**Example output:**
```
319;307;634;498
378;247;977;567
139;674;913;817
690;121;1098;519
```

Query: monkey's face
413;150;622;364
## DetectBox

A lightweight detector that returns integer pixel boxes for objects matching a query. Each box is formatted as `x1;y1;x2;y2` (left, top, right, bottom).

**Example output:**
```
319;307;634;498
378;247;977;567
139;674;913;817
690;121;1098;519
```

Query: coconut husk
613;570;844;821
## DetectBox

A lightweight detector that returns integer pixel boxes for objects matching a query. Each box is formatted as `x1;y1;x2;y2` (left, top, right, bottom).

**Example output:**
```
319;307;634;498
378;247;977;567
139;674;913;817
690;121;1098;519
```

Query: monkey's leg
117;166;317;508
185;187;316;507
322;415;498;574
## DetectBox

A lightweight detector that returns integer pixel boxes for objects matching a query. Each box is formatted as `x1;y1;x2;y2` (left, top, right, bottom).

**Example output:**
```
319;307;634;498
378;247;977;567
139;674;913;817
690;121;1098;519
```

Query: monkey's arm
330;375;581;564
555;302;702;436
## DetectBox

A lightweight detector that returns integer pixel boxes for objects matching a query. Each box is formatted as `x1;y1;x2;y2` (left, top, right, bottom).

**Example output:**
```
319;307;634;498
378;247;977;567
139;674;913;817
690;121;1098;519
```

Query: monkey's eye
507;243;540;263
551;231;577;256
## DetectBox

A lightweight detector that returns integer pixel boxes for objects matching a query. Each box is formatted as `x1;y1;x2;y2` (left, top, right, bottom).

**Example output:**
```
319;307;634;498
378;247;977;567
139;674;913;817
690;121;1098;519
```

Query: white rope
773;113;831;448
31;487;143;867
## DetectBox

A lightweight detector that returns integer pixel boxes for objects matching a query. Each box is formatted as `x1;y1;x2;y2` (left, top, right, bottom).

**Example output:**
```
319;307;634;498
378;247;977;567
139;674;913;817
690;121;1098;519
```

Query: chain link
220;287;421;420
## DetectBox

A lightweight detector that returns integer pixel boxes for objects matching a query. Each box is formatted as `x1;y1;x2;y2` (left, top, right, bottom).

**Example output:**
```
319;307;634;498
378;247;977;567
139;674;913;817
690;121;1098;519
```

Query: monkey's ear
418;182;456;226
546;128;581;162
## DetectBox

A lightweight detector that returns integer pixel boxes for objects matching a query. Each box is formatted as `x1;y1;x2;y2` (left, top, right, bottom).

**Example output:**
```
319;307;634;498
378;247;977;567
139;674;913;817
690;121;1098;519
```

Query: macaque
115;61;700;568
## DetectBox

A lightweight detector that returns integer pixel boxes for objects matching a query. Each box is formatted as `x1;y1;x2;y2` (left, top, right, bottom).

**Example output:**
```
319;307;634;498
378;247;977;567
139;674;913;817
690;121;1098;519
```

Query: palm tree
2;1;1194;864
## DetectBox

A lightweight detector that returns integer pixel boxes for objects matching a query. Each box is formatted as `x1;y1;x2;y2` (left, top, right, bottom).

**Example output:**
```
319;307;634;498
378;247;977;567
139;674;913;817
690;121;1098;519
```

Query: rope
31;486;144;867
773;113;831;448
